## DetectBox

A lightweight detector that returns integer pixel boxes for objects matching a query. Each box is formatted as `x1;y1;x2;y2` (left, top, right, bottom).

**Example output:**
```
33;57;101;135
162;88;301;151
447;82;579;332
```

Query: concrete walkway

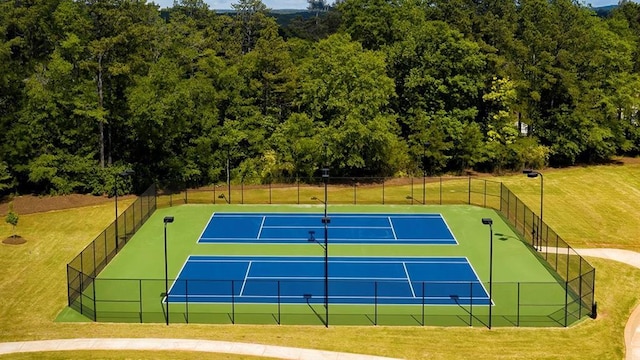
574;248;640;360
0;338;401;360
0;248;637;359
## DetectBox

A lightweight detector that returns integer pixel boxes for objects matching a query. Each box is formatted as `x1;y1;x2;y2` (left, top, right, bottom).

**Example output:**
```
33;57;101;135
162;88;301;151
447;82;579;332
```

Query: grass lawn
0;162;639;359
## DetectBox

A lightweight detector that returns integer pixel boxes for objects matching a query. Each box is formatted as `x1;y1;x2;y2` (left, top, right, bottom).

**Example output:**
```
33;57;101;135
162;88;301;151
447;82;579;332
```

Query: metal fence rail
66;177;596;326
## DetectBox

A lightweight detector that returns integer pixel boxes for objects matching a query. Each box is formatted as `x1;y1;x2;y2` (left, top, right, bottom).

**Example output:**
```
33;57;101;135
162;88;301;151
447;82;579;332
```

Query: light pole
523;169;543;250
422;141;430;205
163;216;174;326
322;142;330;327
114;169;135;252
481;217;494;329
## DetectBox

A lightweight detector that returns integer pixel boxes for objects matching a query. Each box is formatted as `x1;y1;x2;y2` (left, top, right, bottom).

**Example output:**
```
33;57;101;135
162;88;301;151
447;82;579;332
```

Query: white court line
239;261;253;297
196;212;217;242
188;258;470;264
387;217;398;240
262;225;392;229
256;216;266;239
402;262;416;298
165;256;194;303
247;276;408;281
464;256;493;305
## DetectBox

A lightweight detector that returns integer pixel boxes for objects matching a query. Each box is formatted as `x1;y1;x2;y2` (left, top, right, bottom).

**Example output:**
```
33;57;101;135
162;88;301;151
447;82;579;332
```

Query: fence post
468;177;471;204
269;181;272;204
564;281;569;327
353;178;356;205
439;176;442;205
185;280;189;324
66;265;72;306
421;282;425;326
139;279;143;323
92;277;97;321
231;281;235;324
278;280;281;325
297;177;300;205
469;282;473;327
374;281;378;326
410;176;414;205
517;282;520;327
185;188;188;204
382;177;385;205
483;180;487;207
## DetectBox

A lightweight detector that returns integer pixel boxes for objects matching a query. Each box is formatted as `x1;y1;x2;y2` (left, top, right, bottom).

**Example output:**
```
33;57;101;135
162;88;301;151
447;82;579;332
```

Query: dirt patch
2;235;27;245
0;194;133;216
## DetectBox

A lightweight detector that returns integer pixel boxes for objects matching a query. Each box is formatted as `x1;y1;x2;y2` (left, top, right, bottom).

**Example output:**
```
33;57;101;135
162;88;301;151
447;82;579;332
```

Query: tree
231;0;271;54
297;33;402;176
5;203;18;239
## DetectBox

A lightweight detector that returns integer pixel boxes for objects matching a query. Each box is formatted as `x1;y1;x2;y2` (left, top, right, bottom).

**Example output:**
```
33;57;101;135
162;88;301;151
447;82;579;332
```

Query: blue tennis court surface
167;256;490;305
198;213;457;244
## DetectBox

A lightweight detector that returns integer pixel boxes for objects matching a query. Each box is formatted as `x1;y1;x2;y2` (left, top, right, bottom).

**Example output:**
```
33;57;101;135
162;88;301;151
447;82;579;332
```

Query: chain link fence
67;177;596;326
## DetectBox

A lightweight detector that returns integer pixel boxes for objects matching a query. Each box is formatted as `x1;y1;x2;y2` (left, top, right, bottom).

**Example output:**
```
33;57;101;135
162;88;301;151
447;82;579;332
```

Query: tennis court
198;212;457;244
167;255;489;305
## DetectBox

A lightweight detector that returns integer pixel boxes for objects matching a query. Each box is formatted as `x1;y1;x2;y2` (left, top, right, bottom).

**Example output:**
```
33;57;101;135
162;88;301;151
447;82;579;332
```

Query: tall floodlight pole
114;169;135;252
227;147;231;204
523;170;544;250
481;218;494;329
322;142;330;327
163;216;174;326
422;141;430;205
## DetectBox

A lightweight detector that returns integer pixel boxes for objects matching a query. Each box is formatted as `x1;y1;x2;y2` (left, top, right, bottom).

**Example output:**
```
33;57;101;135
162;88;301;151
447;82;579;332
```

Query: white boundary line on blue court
256;216;266;239
402;262;416;297
199;237;456;244
387;216;398;240
464;256;493;306
196;212;217;243
439;213;460;246
200;212;457;245
211;212;443;218
240;261;252;297
167;255;491;306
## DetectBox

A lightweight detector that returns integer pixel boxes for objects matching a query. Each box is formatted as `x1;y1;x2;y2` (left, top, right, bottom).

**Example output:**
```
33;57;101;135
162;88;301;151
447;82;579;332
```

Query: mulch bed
2;235;26;245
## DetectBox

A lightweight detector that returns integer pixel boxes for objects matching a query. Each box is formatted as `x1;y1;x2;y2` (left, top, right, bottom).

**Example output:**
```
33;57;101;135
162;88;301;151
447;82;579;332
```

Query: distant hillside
594;4;617;16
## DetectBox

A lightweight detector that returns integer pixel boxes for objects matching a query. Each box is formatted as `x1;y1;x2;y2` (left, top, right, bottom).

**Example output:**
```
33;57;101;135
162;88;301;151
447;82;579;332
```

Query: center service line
402;262;416;298
239;261;253;297
387;216;398;240
256;216;266;239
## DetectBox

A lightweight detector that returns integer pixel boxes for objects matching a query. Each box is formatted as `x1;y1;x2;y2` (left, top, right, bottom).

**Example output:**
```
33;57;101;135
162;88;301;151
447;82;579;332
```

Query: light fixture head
164;216;175;224
481;218;493;225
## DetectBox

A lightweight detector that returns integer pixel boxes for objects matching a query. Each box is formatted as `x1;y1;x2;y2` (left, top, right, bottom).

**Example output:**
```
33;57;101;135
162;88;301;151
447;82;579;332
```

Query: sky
151;0;623;10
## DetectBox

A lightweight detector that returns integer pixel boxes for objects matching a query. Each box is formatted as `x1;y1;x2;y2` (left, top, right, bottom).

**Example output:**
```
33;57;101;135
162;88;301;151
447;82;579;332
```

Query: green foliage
5;203;18;237
1;0;640;194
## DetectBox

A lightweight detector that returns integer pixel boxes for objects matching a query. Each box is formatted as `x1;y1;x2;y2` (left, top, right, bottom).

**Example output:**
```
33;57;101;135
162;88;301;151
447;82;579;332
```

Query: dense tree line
0;0;639;195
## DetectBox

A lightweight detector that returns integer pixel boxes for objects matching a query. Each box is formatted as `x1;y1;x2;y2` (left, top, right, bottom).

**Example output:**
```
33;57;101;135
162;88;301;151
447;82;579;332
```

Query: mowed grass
0;162;638;359
499;160;640;252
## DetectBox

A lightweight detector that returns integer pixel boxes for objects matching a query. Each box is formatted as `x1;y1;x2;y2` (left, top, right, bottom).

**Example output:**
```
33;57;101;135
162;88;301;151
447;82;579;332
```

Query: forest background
1;0;640;195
